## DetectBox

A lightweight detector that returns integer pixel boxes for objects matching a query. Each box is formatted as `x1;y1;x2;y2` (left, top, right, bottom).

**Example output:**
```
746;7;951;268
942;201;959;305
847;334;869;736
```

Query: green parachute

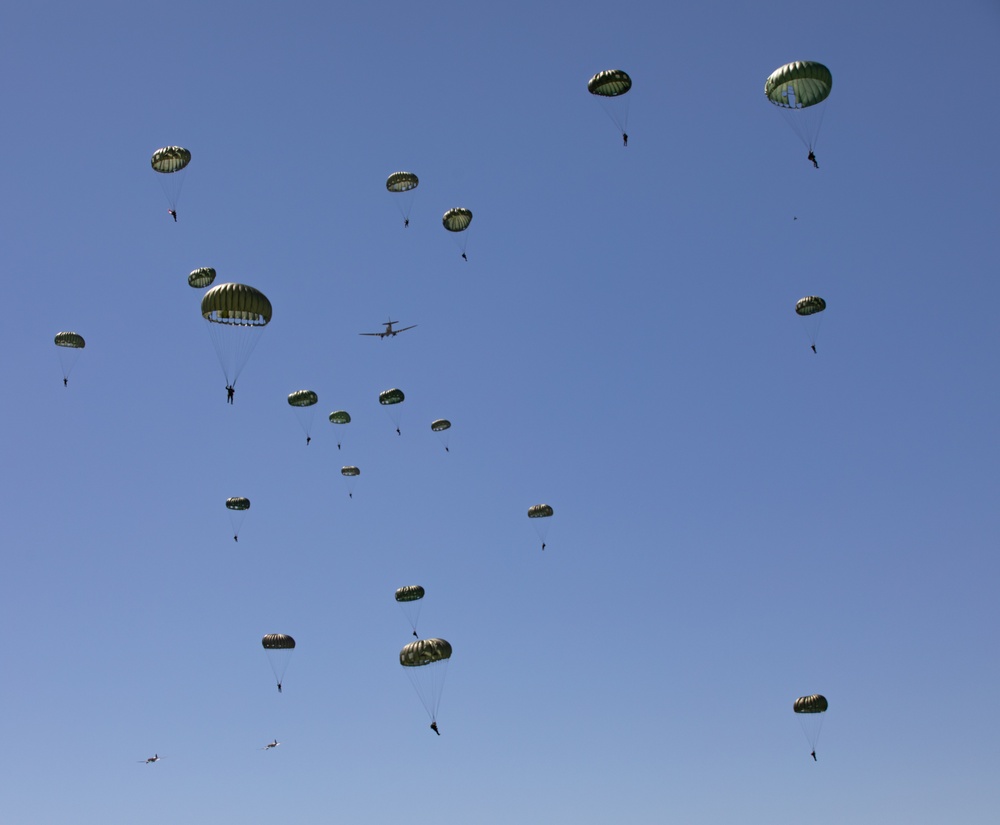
588;69;632;141
261;633;295;692
328;410;351;450
54;331;85;383
794;693;828;758
442;208;473;258
188;267;216;289
379;388;406;434
201;283;272;387
341;466;361;498
764;62;832;153
387;171;419;227
400;638;452;729
431;419;451;452
528;503;554;550
395;585;425;638
795;295;827;351
288;390;319;444
226;496;250;541
151;146;191;212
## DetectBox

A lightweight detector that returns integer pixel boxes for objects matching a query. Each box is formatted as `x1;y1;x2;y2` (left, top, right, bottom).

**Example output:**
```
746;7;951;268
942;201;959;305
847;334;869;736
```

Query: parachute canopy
431;419;451;433
794;694;828;714
528;504;554;519
341;466;361;477
188;267;216;289
262;633;295;650
54;332;85;349
151;146;191;173
288;390;318;408
226;497;250;511
202;283;272;326
796;296;826;316
588;69;632;97
329;410;351;424
400;638;452;667
442;208;472;233
764;62;832;109
386;171;419;192
395;585;425;603
379;388;405;406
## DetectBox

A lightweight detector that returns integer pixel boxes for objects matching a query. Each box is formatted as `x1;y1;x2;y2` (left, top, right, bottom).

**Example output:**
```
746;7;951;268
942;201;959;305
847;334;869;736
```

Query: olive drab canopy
151;146;191;173
341;466;361;477
386;171;419;192
395;585;425;603
287;390;318;408
764;62;832;109
587;69;632;97
431;419;451;432
400;638;452;667
261;634;295;690
528;504;554;518
201;283;272;326
188;267;216;289
226;497;251;511
794;694;828;713
379;388;405;405
329;411;351;424
54;332;85;349
226;498;251;540
795;296;826;316
442;208;472;232
764;62;831;153
201;283;272;386
54;332;85;382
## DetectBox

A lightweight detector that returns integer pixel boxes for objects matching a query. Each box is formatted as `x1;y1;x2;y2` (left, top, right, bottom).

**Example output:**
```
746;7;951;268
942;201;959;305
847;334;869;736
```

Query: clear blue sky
1;2;998;823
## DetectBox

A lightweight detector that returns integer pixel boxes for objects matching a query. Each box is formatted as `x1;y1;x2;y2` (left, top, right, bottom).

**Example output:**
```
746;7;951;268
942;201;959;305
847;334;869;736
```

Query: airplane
262;739;281;750
359;320;417;339
139;754;161;764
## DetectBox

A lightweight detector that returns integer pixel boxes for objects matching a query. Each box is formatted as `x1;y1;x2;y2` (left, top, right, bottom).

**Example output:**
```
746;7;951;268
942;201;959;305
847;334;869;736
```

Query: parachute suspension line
599;97;629;137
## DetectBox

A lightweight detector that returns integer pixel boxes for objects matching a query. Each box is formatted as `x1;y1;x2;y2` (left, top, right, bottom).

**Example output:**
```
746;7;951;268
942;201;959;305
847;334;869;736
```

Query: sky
1;2;998;822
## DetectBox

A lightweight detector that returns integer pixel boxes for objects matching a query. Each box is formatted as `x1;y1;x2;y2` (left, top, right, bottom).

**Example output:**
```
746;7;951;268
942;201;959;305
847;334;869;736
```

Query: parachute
400;638;452;727
794;693;828;756
201;283;272;387
528;504;554;550
764;62;832;153
54;331;85;383
328;410;351;450
226;496;250;540
431;418;452;452
188;267;216;289
261;633;295;691
150;146;191;212
395;585;425;637
341;465;361;498
588;69;632;141
442;208;473;258
795;295;826;351
386;171;419;226
379;388;406;434
287;390;319;444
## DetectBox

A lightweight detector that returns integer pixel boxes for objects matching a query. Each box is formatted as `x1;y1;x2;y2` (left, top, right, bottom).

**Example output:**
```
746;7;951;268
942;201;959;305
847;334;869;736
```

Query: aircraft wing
395;325;417;333
359;332;384;337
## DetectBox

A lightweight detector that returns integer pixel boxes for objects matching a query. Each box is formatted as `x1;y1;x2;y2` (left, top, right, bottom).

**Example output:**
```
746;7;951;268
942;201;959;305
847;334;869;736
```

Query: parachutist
306;436;311;446
811;750;817;761
226;385;235;404
396;427;401;436
461;252;467;261
430;722;440;735
622;132;628;147
404;218;409;227
412;630;418;638
808;151;819;169
337;443;341;450
349;492;353;499
63;378;68;387
445;447;449;453
233;534;238;542
811;344;817;354
277;682;282;693
541;542;546;551
168;209;177;221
